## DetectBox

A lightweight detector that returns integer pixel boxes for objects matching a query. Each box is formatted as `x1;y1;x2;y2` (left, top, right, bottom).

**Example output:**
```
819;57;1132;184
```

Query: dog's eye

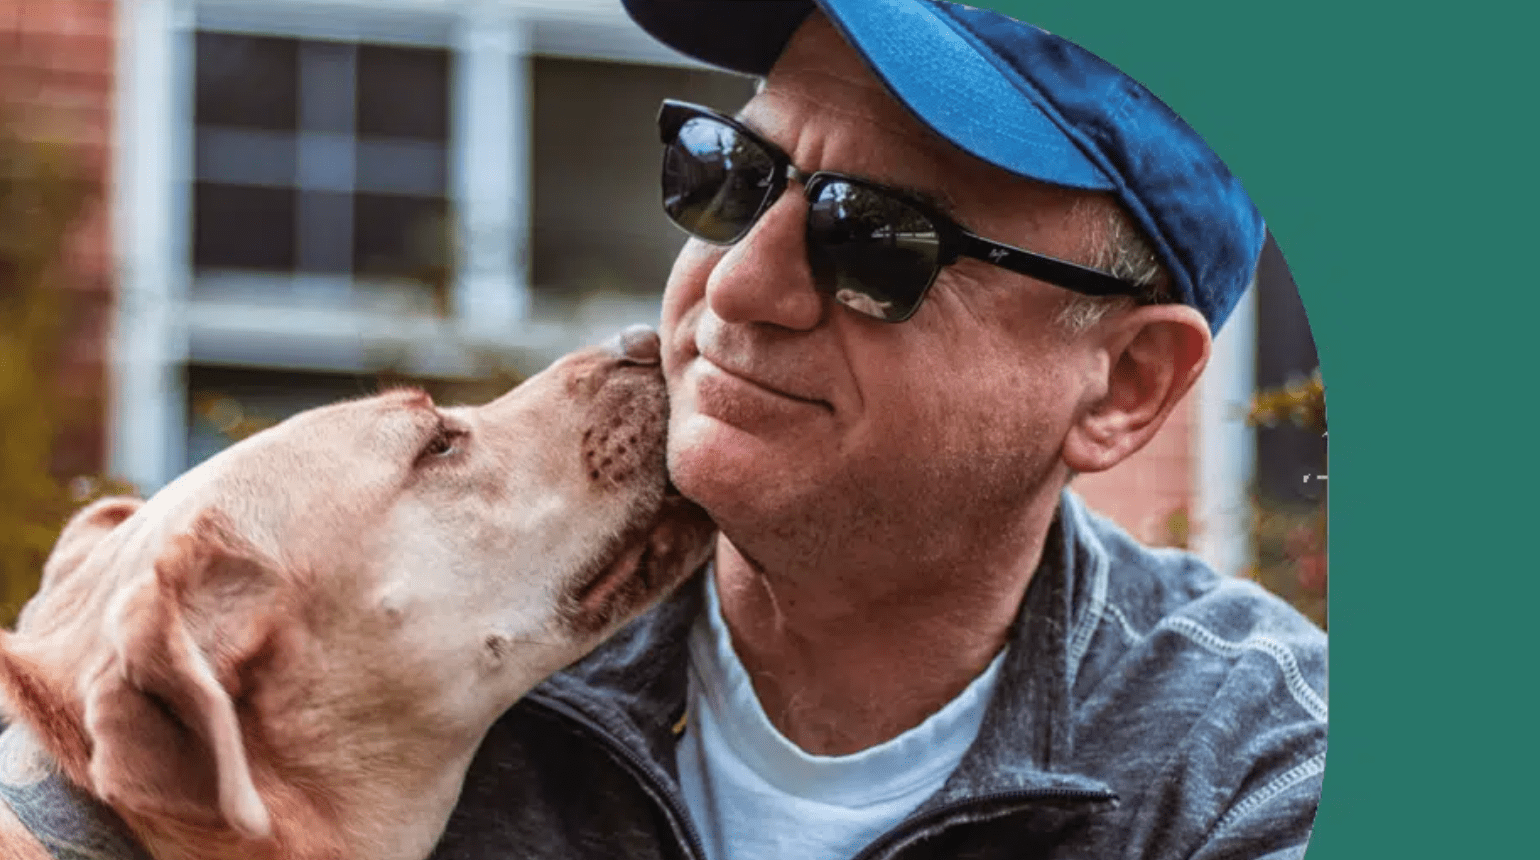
417;425;466;464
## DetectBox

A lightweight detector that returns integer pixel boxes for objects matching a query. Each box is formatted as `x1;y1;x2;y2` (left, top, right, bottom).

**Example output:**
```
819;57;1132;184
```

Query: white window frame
1193;282;1260;578
110;0;712;492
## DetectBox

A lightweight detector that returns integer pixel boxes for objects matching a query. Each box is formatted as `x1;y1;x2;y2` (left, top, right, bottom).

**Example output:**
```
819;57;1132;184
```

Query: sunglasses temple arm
957;233;1140;298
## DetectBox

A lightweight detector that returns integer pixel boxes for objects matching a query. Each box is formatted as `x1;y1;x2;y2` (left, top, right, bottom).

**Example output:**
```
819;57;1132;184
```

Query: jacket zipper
848;786;1118;860
531;698;711;860
534;697;1114;860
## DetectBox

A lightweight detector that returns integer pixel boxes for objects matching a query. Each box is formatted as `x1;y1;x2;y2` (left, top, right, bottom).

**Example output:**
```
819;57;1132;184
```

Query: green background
980;0;1536;856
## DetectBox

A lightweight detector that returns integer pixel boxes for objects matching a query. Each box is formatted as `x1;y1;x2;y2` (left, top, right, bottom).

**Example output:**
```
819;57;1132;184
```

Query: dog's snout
603;325;661;366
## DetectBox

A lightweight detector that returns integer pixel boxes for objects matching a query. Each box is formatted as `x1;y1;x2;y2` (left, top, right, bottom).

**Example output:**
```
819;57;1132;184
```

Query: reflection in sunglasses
660;100;1144;319
834;288;896;318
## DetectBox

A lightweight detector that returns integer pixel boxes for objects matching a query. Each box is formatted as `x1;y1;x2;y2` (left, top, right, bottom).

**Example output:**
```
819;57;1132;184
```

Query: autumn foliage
1247;369;1327;629
0;96;114;624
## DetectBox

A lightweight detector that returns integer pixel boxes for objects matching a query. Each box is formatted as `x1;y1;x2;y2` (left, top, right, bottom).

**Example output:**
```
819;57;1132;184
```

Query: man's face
659;15;1107;571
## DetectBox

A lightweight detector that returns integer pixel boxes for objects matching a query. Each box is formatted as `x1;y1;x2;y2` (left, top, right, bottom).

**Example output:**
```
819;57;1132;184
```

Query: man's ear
1063;303;1211;475
83;509;277;840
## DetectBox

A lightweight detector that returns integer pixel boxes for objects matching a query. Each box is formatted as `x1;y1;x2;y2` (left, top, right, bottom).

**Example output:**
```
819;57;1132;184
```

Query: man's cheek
662;241;719;303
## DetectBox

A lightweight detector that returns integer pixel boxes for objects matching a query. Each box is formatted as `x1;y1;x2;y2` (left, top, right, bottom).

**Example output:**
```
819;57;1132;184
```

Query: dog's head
0;330;715;858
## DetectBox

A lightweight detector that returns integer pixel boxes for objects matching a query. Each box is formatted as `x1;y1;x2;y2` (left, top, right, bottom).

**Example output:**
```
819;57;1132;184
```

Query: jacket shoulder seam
1212;749;1327;834
1100;606;1326;722
1160;616;1328;722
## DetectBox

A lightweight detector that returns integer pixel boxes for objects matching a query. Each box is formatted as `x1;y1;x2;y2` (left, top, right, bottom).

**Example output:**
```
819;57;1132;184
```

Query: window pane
352;193;449;279
530;57;756;301
356;44;450;141
193;182;295;272
298;41;356;134
195;32;299;131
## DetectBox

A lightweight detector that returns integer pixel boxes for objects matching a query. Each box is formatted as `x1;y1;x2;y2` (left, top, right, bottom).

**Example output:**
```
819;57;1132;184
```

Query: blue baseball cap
622;0;1265;332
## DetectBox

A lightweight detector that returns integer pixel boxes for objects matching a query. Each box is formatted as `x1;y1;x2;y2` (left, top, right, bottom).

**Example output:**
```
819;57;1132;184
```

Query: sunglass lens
806;180;941;322
662;117;778;244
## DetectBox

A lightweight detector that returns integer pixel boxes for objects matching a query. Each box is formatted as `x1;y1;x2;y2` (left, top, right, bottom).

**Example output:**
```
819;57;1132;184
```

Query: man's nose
703;190;826;331
601;324;662;366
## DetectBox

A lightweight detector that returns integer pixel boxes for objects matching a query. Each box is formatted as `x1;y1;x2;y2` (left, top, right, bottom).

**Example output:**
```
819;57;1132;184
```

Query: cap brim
818;0;1115;192
622;0;815;75
622;0;1116;193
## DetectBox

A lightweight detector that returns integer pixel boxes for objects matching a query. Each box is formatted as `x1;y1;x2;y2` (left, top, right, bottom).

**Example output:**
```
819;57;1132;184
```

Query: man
430;2;1326;859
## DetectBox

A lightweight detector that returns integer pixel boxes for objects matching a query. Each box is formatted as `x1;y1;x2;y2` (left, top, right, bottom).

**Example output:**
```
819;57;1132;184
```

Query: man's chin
667;423;801;519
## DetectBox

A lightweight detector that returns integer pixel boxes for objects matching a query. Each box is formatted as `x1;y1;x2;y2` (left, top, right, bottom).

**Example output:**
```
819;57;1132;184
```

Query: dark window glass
530;56;756;299
1254;233;1327;506
195;33;299;131
352;193;449;278
356;45;450;141
298;41;356;134
193;182;296;271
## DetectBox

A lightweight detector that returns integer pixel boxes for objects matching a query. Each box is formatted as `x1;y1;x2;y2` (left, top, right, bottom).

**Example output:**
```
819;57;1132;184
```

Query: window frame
111;0;720;490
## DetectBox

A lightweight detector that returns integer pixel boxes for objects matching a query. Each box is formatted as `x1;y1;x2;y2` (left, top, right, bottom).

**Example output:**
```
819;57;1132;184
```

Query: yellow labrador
0;328;715;860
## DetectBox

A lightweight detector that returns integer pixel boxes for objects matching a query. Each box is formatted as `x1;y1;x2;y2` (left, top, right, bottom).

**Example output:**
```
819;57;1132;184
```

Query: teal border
981;0;1537;857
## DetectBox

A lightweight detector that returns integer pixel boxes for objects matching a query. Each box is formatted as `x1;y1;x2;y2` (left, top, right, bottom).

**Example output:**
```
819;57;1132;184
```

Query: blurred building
5;0;1321;577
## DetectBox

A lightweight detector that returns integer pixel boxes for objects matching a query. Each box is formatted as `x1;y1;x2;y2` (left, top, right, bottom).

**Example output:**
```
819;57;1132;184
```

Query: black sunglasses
656;99;1142;323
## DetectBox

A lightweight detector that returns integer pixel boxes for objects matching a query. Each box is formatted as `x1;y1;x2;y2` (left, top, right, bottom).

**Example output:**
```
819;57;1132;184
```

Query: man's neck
712;504;1055;756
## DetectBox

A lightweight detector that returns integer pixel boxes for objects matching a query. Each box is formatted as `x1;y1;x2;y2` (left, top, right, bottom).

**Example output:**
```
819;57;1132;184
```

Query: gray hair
1053;196;1173;335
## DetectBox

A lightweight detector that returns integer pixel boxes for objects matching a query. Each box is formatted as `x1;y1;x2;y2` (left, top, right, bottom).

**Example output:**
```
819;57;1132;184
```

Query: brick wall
0;0;116;477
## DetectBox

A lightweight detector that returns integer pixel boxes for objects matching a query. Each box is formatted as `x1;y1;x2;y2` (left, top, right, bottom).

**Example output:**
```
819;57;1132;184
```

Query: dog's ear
84;509;276;840
31;496;143;598
0;631;93;779
0;498;143;789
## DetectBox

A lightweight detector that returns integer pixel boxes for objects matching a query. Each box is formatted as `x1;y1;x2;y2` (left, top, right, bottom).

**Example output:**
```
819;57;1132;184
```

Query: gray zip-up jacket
427;491;1327;860
0;491;1325;859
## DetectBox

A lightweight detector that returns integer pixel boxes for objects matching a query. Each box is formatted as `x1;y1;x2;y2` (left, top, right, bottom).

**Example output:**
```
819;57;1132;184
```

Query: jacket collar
0;726;155;860
526;490;1117;803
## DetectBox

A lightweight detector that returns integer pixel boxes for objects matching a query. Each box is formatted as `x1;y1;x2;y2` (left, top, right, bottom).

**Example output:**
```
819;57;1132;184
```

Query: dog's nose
604;325;661;366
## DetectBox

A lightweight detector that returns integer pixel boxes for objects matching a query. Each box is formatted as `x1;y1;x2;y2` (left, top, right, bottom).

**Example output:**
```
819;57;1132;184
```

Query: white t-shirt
675;575;1007;860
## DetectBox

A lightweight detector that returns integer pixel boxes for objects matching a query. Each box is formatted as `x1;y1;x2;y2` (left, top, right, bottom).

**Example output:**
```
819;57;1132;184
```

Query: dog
0;327;716;860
